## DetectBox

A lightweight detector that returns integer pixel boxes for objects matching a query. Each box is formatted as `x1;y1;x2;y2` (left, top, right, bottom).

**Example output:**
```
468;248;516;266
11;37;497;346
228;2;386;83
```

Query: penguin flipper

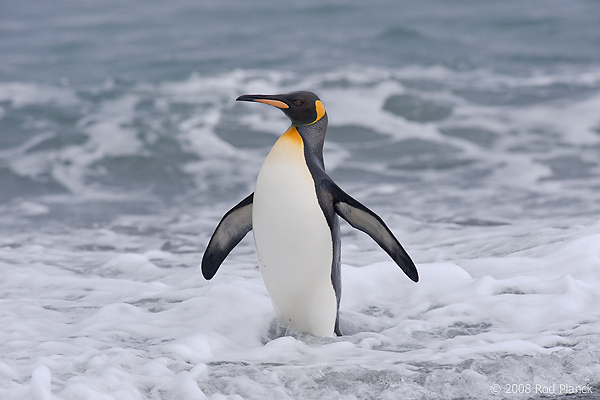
330;184;419;282
201;193;253;280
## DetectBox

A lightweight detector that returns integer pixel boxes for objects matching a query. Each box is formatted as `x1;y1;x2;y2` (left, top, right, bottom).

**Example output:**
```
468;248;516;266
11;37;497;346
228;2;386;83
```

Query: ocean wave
1;66;599;220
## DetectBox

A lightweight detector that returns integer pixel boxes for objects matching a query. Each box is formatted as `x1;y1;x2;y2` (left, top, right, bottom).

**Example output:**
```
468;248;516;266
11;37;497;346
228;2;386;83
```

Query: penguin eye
292;99;304;107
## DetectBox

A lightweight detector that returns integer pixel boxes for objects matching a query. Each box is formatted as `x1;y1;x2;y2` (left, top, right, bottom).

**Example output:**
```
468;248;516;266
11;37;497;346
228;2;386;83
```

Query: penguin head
236;91;326;127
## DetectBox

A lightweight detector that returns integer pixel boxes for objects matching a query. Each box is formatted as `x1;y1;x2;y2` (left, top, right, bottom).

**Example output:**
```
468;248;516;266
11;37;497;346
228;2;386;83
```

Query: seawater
1;1;600;399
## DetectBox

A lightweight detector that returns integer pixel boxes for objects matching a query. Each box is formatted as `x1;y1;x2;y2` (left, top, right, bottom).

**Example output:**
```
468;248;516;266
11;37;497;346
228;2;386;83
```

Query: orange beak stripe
254;99;289;109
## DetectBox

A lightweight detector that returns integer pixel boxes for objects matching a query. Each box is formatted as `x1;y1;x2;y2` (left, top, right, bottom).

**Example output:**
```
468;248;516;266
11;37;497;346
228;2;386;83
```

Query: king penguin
201;91;419;337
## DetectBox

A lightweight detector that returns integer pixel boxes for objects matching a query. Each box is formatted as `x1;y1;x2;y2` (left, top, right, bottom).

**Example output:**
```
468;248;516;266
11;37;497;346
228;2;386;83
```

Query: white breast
252;127;337;337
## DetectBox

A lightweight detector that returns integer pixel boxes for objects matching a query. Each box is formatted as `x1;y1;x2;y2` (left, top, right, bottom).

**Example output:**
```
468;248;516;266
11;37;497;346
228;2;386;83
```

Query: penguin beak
236;94;289;109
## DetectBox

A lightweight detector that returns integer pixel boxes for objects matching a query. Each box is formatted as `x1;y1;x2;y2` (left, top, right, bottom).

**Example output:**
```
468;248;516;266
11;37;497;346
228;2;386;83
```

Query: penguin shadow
263;318;292;343
261;315;364;345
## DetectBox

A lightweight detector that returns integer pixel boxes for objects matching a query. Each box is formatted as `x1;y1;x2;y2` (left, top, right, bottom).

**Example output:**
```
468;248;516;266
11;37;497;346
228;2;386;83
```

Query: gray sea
2;1;600;399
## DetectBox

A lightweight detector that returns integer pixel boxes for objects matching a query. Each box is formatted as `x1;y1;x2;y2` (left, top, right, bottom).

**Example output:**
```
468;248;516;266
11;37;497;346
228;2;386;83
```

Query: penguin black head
236;91;326;127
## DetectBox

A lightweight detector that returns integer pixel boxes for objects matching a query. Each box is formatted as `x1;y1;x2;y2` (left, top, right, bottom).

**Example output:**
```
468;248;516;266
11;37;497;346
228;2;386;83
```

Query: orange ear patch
315;100;325;121
254;99;289;109
306;100;326;125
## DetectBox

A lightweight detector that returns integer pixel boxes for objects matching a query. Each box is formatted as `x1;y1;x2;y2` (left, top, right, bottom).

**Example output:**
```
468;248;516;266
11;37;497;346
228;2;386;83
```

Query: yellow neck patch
265;126;304;164
280;126;303;147
306;100;326;125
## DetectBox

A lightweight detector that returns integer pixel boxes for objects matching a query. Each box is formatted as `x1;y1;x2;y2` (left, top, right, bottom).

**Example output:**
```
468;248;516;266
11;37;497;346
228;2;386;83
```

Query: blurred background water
2;0;600;226
2;1;600;399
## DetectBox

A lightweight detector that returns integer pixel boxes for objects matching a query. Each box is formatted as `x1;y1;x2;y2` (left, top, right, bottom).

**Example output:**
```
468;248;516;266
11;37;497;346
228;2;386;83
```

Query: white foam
0;82;78;108
1;220;599;399
2;65;600;398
